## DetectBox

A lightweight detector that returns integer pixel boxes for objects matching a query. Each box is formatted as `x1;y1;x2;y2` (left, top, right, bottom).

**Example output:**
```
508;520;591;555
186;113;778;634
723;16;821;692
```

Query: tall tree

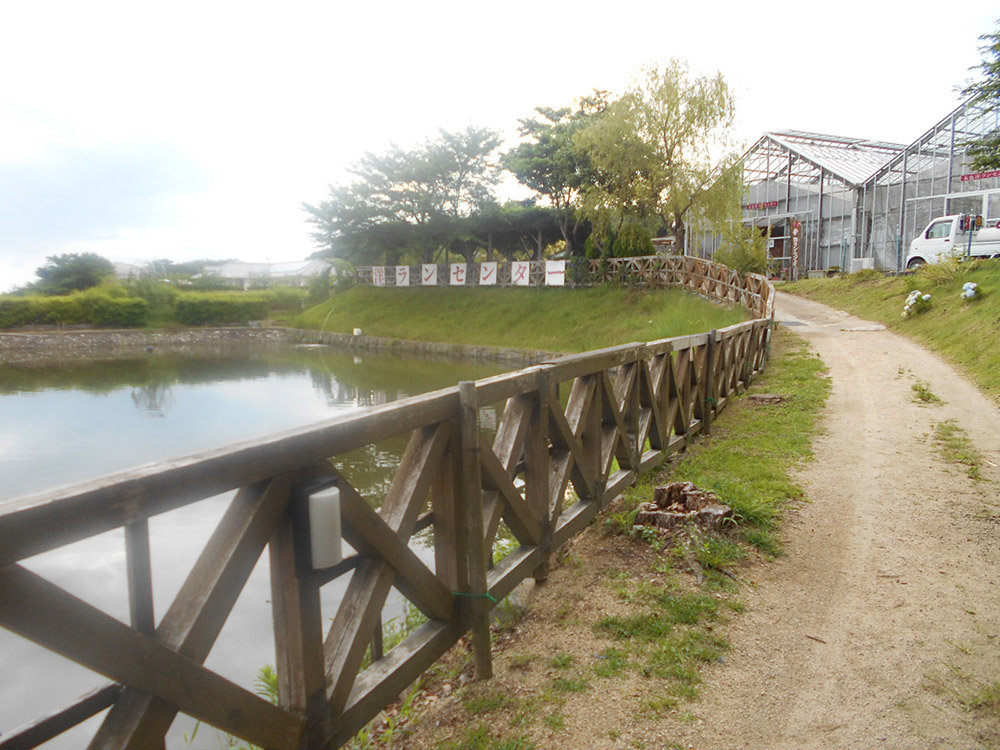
304;126;502;264
503;95;606;256
962;20;1000;171
31;252;115;295
576;59;737;253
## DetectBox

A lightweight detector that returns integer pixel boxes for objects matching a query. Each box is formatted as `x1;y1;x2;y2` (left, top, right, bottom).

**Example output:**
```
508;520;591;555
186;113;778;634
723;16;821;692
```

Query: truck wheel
907;257;925;270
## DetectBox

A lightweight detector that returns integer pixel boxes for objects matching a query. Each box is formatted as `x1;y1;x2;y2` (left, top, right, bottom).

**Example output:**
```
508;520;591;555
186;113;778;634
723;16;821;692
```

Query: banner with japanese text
479;262;497;285
372;266;386;287
421;264;437;286
395;266;409;286
511;261;531;286
450;263;467;285
545;260;565;286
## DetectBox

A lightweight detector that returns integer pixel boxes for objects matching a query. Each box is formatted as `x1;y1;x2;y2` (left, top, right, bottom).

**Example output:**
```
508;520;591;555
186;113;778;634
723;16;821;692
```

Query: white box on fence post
450;263;467;285
308;485;342;569
372;266;386;287
395;266;410;286
421;264;438;285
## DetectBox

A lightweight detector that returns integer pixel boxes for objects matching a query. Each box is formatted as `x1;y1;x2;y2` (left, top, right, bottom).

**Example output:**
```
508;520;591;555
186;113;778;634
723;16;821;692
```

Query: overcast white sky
1;1;996;291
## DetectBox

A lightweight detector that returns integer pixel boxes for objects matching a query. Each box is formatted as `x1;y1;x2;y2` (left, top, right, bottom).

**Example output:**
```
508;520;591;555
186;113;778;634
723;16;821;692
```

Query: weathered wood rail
0;261;773;749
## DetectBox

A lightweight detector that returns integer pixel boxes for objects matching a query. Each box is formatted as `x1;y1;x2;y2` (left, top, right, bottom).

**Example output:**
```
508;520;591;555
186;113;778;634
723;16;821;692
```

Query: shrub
0;298;38;328
173;293;268;326
713;243;769;275
902;290;932;318
0;290;148;328
611;220;655;258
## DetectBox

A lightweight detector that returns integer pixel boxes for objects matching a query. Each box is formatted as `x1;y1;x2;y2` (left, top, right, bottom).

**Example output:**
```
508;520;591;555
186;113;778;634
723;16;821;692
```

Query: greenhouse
691;97;1000;275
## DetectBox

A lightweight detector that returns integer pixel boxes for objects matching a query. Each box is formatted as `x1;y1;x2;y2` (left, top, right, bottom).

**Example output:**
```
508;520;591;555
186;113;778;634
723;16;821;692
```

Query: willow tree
576;59;737;253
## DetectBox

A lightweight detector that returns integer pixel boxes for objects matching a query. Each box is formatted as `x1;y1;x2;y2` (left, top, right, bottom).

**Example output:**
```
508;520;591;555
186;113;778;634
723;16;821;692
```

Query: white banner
372;266;386;287
545;260;566;286
395;266;409;286
450;263;467;285
511;261;531;286
421;264;438;286
479;262;497;285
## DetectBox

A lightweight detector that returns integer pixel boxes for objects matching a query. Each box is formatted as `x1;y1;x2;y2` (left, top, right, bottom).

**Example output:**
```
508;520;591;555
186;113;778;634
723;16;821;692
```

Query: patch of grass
593;647;631;678
785;259;1000;403
934;420;985;480
542;712;566;730
550;652;574;670
637;695;679;719
912;380;943;404
966;681;1000;714
295;286;746;354
436;724;536;750
507;652;537;671
548;674;590;694
462;687;518;714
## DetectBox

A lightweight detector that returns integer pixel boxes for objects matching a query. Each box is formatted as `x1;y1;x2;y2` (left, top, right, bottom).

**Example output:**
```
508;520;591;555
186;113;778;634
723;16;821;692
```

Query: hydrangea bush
903;290;932;318
961;281;980;301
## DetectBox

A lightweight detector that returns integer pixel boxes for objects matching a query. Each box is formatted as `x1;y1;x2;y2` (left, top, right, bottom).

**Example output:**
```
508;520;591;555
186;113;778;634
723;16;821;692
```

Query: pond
0;342;508;747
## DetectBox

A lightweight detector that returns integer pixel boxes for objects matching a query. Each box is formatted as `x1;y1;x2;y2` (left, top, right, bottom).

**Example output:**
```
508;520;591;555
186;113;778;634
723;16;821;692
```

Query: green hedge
0;292;148;328
173;293;269;326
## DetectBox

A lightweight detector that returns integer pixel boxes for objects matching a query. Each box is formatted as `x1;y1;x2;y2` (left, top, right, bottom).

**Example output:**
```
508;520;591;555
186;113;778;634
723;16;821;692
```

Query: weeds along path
670;291;1000;748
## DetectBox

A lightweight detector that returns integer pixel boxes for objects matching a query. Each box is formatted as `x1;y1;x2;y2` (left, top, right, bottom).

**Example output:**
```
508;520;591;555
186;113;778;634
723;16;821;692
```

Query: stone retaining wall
0;326;556;365
0;327;290;363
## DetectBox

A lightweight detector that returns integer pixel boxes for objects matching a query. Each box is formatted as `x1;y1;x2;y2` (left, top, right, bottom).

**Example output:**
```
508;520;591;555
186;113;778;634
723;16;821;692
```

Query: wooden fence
0;262;773;749
356;255;773;321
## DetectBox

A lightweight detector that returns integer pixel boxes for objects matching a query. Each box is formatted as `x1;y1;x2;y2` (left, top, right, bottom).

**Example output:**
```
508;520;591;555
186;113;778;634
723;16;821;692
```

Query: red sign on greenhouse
960;170;1000;182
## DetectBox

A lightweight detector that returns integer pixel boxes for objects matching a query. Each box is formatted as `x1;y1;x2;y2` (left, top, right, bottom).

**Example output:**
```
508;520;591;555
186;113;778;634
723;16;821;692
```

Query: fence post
704;330;716;436
269;484;328;745
527;370;552;582
458;381;492;680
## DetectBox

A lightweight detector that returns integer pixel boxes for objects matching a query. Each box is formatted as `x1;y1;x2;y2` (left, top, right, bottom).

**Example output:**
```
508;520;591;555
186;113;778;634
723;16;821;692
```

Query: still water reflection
0;343;505;747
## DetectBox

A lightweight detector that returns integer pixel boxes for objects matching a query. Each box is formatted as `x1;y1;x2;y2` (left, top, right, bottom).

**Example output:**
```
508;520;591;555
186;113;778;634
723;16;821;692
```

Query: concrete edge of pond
0;325;559;366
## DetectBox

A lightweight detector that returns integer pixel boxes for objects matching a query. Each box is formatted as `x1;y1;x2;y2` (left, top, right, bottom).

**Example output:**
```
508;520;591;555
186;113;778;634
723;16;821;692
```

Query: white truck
906;214;1000;268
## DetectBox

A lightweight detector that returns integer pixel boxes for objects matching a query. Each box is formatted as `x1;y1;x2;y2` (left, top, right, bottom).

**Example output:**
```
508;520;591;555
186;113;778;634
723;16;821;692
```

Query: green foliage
28;252;115;295
917;254;981;284
610;219;654;258
962;20;1000;170
0;288;148;328
576;59;737;250
503;102;601;256
304;126;503;265
713;223;770;275
172;292;269;326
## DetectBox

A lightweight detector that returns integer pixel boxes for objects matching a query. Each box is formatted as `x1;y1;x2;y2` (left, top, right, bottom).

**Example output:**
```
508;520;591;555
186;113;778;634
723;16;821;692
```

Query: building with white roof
691;97;999;274
208;259;331;289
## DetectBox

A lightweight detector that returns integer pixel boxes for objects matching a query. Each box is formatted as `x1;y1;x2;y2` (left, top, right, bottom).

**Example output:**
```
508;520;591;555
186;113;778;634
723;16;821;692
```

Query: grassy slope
294;286;746;353
784;260;1000;402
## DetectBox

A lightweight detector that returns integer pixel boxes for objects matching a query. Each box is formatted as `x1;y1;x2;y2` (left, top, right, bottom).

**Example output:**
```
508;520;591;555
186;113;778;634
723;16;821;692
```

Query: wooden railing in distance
588;255;774;320
0;262;773;749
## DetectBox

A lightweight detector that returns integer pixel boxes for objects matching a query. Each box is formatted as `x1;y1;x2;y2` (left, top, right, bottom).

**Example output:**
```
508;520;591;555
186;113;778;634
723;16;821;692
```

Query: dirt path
667;292;1000;748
